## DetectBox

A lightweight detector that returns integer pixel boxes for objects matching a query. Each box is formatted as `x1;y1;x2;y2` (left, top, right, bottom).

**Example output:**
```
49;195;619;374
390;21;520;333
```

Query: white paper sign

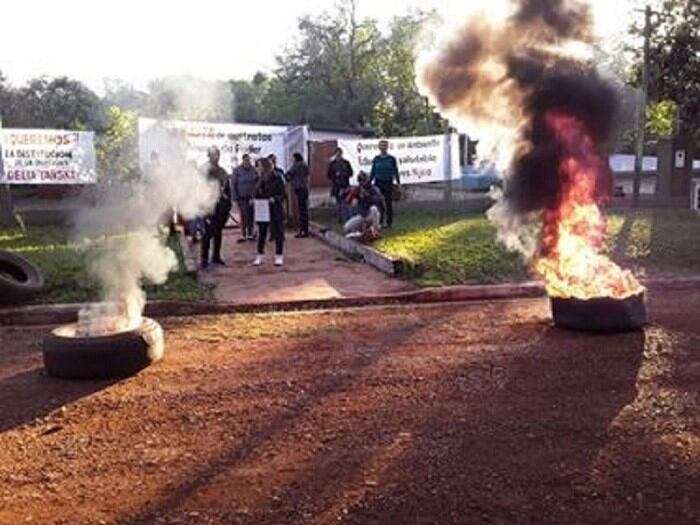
254;199;270;223
337;134;460;186
0;129;97;184
675;150;686;169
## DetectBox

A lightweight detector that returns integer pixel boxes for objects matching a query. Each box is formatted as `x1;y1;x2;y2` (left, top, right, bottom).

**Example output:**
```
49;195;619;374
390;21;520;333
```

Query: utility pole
632;5;652;207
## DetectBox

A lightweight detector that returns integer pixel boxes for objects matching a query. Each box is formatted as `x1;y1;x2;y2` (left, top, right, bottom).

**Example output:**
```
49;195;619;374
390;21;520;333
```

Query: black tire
0;250;45;304
42;318;165;380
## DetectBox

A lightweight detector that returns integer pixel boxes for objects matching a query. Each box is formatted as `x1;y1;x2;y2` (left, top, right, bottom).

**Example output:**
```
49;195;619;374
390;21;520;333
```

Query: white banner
0;129;97;185
138;118;292;173
337;134;460;185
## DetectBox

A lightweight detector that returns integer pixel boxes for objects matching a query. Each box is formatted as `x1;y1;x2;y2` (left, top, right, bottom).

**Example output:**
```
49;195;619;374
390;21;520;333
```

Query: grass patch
605;208;700;278
315;201;700;287
0;225;211;304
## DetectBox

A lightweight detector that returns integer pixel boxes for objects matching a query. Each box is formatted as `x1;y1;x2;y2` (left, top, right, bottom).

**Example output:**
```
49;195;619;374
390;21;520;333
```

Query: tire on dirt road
42;318;165;380
0;250;45;305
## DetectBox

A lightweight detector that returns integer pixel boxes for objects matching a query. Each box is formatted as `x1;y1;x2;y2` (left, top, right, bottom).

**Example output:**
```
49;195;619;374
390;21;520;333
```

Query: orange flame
534;113;644;300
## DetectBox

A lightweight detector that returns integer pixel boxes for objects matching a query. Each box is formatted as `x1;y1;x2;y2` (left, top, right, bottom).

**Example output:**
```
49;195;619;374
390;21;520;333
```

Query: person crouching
254;157;286;267
343;172;385;241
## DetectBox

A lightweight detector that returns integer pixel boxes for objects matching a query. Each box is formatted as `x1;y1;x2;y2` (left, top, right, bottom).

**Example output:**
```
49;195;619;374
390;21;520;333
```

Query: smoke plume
75;125;219;320
418;0;619;260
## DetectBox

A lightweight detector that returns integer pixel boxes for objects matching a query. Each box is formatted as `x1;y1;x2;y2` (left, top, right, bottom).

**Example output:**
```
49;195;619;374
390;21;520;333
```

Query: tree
372;11;445;136
273;0;384;126
0;76;104;130
631;0;700;138
102;79;150;114
231;72;272;122
96;106;139;181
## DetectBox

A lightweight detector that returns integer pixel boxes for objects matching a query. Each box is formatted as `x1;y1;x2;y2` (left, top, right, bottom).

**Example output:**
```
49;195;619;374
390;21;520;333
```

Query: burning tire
0;250;45;304
551;292;647;333
42;318;165;380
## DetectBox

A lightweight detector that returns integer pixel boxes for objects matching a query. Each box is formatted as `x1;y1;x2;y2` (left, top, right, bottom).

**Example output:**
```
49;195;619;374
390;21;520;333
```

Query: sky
0;0;636;92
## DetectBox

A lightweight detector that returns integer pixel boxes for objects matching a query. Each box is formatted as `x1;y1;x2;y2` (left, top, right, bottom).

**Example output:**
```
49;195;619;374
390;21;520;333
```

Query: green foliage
96;105;140;182
371;12;445;136
271;0;384;126
630;0;700;136
249;1;444;133
646;99;678;138
0;76;104;130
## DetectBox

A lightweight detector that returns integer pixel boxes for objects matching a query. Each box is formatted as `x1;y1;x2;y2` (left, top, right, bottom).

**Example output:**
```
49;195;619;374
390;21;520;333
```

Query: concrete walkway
197;228;414;304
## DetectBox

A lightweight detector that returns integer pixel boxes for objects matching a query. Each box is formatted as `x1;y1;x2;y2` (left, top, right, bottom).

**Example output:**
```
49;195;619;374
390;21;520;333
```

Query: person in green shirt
369;139;400;227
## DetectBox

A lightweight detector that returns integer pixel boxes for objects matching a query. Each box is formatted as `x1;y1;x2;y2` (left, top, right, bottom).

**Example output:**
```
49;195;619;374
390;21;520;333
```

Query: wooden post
443;132;453;203
0;184;14;227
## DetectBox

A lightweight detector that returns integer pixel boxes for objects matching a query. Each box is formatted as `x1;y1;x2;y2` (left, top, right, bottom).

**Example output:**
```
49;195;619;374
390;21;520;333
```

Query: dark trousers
237;199;254;238
376;180;394;226
257;220;284;255
201;200;231;264
295;187;309;235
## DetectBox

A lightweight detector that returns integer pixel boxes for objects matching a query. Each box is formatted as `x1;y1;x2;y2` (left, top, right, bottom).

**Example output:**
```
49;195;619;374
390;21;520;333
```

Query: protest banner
0;129;97;184
337;134;460;185
138;118;293;173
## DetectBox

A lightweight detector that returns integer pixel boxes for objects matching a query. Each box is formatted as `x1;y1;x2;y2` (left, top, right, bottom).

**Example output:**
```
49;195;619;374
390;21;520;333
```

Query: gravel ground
0;291;698;525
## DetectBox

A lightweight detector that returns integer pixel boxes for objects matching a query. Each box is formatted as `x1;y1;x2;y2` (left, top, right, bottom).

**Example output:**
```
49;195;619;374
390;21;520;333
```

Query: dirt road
1;291;698;524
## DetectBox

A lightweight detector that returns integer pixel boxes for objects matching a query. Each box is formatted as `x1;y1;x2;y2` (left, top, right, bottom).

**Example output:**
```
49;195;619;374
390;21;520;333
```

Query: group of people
197;147;310;270
327;139;401;240
195;138;401;270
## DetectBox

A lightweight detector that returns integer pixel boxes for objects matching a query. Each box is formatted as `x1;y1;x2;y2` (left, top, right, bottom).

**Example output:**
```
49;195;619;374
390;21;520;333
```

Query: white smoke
75;105;221;323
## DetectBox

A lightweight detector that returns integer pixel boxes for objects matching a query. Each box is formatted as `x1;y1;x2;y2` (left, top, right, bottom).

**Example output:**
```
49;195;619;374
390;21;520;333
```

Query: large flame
534;113;644;300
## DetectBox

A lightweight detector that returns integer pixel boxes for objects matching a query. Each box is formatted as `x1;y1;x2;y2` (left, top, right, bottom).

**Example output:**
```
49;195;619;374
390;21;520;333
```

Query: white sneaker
274;255;284;267
253;255;263;266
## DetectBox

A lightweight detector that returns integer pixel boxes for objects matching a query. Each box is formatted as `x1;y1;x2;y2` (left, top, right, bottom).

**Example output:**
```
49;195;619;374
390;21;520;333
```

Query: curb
309;221;403;276
2;277;700;327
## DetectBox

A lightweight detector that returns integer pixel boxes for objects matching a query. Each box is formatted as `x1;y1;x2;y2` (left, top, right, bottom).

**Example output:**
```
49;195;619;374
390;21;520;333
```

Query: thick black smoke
419;0;620;252
507;63;619;213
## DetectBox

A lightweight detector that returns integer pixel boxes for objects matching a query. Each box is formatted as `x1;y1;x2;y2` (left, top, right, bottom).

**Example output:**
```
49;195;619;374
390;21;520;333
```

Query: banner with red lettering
0;129;97;184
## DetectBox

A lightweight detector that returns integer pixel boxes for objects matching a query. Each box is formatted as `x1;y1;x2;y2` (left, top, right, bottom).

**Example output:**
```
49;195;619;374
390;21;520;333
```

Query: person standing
285;152;310;238
369;139;400;228
326;148;354;222
254;157;286;267
201;146;231;269
231;153;259;242
267;153;286;242
268;154;285;180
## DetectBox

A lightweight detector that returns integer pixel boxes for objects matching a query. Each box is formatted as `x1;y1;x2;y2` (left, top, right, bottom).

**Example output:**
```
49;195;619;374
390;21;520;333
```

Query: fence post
0;185;14;226
443;132;453;203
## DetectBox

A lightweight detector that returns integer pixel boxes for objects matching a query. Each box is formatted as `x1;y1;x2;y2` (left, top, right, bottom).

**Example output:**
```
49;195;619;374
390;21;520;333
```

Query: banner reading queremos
337;134;460;185
138;118;292;172
0;129;97;184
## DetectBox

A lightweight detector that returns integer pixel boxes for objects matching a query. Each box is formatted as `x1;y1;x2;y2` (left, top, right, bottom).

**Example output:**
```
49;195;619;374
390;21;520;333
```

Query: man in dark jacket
201;146;231;269
369;139;400;227
231;154;259;242
326;148;354;221
285;152;310;238
268;154;285;179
